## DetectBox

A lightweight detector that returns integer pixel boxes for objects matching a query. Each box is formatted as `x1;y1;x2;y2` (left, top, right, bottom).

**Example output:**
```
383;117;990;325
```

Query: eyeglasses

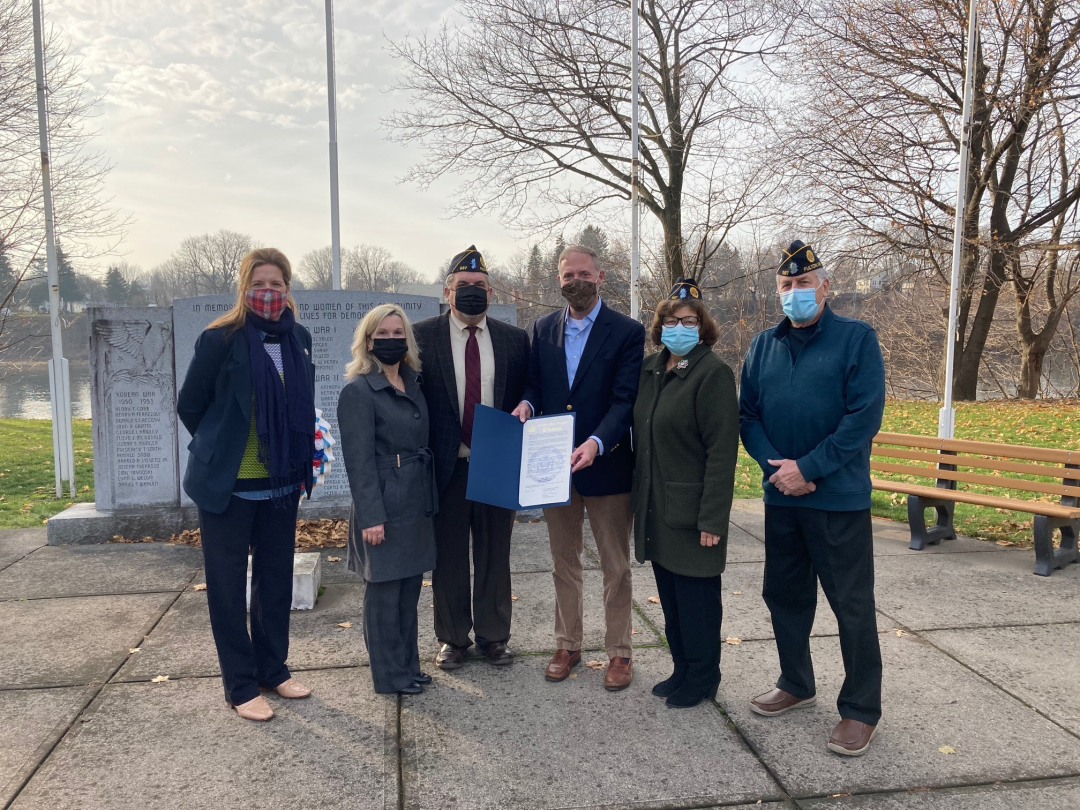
662;315;700;327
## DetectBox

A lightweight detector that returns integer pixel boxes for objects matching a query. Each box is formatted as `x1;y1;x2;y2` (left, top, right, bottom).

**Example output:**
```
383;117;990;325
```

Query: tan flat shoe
267;678;311;699
230;695;274;721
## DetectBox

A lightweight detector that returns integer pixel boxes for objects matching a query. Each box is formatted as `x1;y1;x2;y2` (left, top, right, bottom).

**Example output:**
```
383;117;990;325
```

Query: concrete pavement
2;500;1079;809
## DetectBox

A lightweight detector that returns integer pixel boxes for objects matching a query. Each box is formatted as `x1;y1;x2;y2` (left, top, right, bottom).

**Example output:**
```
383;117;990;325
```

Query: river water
0;363;92;419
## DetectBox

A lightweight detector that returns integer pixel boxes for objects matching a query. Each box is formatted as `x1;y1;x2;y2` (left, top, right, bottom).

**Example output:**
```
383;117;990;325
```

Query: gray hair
557;244;598;270
812;265;831;282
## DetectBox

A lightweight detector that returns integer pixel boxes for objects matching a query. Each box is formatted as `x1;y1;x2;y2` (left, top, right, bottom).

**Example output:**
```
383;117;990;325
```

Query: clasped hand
767;458;817;497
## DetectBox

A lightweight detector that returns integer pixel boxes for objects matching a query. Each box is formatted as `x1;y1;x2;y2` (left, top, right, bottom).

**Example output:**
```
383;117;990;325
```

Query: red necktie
461;325;481;447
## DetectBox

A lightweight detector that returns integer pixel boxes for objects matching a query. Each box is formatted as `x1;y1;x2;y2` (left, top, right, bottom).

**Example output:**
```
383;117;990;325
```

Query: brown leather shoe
230;695;274;722
483;642;515;666
749;688;817;717
604;657;633;691
828;718;878;756
435;643;468;670
544;649;581;681
265;678;311;699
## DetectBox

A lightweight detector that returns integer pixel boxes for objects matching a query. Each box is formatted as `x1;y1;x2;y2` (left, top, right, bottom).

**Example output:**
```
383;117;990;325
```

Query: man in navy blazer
513;244;645;690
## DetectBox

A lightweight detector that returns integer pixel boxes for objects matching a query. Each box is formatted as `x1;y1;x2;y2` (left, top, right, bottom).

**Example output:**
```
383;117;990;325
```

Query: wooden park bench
870;432;1080;576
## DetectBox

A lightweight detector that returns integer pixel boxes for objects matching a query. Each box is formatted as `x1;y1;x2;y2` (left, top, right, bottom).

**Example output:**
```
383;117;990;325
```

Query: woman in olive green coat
632;278;740;707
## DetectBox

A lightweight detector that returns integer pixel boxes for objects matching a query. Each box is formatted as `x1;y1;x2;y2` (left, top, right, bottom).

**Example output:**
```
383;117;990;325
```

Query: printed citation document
466;404;575;510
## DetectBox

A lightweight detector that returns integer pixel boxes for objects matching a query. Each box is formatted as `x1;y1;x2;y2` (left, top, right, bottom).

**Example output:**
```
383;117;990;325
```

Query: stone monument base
46;498;354;546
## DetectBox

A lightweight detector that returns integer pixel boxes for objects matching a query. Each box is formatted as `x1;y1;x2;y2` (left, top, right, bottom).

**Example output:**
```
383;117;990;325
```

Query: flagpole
33;0;75;498
324;0;342;291
939;0;979;439
629;0;641;321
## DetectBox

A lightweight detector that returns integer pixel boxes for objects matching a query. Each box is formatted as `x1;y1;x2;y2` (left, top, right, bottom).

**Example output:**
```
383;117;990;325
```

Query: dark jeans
432;458;515;649
652;562;723;692
198;493;299;706
363;574;424;694
763;505;882;726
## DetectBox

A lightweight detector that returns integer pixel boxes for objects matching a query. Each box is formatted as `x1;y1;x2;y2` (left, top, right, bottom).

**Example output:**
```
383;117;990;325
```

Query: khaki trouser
543;487;634;659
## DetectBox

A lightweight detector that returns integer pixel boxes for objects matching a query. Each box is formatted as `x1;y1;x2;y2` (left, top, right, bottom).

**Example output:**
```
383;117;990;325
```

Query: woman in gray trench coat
338;304;438;695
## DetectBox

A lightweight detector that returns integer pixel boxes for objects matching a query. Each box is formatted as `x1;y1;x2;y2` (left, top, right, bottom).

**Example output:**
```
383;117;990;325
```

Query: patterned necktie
461;325;481;447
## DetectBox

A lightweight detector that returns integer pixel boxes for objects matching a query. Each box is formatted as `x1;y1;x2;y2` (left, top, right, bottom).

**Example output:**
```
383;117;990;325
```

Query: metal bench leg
1032;516;1080;577
907;495;956;551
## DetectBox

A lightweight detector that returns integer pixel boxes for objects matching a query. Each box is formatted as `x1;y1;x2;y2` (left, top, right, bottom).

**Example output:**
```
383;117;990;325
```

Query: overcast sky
50;0;526;282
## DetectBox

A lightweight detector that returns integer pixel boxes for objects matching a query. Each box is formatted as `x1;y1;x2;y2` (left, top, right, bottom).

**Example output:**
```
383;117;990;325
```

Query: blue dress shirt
564;298;605;455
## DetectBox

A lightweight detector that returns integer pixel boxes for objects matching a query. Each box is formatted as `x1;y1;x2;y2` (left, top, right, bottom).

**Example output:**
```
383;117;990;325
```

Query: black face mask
453;284;489;317
560;279;598;311
371;338;409;367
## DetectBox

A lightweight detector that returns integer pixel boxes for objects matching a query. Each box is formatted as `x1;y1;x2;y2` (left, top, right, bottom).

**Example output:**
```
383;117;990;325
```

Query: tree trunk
1016;339;1047;399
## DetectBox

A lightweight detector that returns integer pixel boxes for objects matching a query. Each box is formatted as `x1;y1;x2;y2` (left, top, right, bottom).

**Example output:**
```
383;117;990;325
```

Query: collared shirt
449;311;496;458
564;297;602;388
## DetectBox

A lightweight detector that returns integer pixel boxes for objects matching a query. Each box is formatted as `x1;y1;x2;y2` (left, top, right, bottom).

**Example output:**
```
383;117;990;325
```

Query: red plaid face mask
246;288;287;321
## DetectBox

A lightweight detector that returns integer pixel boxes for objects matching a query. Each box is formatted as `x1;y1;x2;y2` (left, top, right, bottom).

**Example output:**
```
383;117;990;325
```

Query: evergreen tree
575;225;609;259
127;278;147;306
525;244;544;287
104;266;130;304
55;246;81;303
0;244;14;306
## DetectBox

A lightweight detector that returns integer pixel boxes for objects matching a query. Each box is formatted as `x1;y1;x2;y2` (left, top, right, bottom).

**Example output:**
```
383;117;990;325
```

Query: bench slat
870;478;1080;519
875;432;1080;465
869;461;1079;497
871;446;1079;480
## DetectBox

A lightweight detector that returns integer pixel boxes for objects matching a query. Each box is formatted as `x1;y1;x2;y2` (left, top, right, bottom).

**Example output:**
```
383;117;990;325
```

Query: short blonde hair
344;304;422;379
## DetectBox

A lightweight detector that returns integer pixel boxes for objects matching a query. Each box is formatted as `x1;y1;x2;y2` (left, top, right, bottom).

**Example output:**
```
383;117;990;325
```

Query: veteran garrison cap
778;240;823;277
668;277;702;300
448;245;488;275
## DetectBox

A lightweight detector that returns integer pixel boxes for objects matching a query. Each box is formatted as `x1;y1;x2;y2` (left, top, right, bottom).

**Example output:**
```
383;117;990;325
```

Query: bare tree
0;0;125;352
344;244;424;292
169;230;252;296
297;246;334;289
387;0;788;286
779;0;1080;399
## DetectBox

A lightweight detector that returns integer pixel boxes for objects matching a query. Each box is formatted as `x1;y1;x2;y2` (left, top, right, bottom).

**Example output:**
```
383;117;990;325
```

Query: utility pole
32;0;75;498
629;0;641;321
325;0;342;290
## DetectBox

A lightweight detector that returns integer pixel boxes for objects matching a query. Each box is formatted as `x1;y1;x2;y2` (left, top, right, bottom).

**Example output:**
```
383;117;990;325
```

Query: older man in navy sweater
739;241;886;757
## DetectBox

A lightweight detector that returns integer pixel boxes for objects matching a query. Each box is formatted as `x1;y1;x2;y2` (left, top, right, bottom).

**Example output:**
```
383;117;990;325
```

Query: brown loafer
482;642;515;666
828;718;878;756
435;643;467;670
749;688;817;717
265;678;311;699
604;657;633;691
230;695;274;722
545;649;580;681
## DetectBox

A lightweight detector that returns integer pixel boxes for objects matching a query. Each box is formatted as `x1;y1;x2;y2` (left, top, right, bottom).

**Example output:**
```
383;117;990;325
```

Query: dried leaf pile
110;519;348;551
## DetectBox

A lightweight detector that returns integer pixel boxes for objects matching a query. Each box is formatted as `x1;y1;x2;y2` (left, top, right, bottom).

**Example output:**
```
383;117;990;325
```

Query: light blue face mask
661;324;700;357
780;284;822;324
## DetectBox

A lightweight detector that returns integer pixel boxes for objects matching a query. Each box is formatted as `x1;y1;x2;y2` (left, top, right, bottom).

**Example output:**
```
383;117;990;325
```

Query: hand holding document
466;405;575;510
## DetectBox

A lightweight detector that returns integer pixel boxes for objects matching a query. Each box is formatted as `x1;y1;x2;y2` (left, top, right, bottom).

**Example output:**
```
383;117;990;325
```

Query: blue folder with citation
465;404;575;511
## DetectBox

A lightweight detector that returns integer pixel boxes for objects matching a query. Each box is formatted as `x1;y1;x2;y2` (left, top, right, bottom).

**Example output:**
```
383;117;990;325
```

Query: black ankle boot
652;669;687;697
665;681;719;709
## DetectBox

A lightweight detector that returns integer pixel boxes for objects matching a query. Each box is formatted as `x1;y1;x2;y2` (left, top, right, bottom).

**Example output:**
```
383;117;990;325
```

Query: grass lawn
2;400;1078;543
0;419;95;528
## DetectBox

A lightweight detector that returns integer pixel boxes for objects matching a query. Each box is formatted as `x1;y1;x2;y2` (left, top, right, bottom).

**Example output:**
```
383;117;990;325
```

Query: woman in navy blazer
177;248;316;722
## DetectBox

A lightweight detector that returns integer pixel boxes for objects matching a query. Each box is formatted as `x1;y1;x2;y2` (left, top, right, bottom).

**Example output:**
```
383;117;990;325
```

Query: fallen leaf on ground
732;590;743;595
129;648;140;654
894;629;909;637
327;556;342;563
725;637;742;645
631;628;639;635
938;746;957;755
151;675;169;683
585;660;607;670
193;583;207;591
647;596;661;604
568;673;578;679
422;580;432;587
337;621;353;629
511;594;519;602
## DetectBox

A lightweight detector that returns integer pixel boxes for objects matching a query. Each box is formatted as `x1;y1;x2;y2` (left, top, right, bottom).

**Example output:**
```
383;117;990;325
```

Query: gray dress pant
363;574;424;694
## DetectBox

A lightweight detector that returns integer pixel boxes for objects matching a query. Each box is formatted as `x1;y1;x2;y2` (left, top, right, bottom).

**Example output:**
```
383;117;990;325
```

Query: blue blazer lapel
229;328;252;421
569;302;614;395
489;318;508;409
434;313;460;421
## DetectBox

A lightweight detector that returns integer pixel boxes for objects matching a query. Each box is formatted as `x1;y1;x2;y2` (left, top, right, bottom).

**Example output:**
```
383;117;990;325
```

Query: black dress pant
198;493;299;706
652;562;723;692
363;574;424;694
432;458;515;649
763;505;882;726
